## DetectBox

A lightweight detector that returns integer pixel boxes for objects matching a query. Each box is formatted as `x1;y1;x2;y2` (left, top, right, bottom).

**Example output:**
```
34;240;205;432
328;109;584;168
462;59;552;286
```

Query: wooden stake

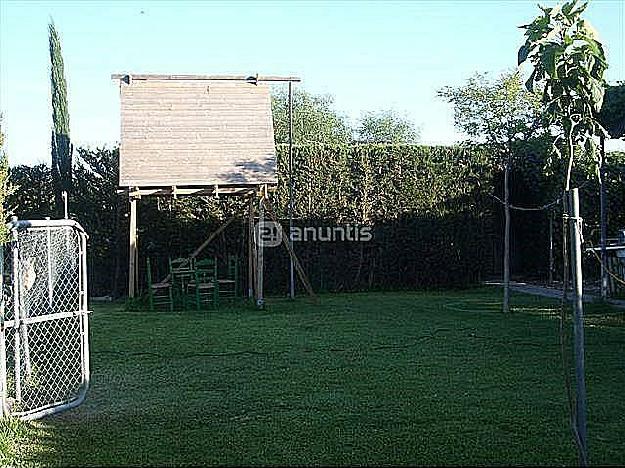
248;197;255;299
128;196;138;298
263;199;316;300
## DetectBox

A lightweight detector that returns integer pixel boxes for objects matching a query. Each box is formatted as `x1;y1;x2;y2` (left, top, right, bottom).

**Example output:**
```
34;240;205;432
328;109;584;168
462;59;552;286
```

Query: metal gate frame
0;218;90;421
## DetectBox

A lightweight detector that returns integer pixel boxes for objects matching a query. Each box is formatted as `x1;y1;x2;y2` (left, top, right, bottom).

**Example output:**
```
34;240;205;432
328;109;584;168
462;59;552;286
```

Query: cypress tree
49;21;72;215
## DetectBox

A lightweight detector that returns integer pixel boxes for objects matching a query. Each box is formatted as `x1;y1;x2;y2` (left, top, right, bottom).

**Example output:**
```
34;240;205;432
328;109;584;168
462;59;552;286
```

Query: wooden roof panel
118;78;277;187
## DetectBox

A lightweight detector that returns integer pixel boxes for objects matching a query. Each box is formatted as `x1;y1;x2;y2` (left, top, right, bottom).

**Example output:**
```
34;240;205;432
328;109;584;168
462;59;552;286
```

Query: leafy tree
73;147;125;297
518;0;607;190
49;21;73;215
272;88;351;144
355;110;420;144
438;71;546;313
519;1;609;464
7;164;55;219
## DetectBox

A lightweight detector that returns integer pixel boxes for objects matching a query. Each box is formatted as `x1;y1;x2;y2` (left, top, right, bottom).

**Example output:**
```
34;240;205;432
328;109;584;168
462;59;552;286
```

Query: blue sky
1;0;624;166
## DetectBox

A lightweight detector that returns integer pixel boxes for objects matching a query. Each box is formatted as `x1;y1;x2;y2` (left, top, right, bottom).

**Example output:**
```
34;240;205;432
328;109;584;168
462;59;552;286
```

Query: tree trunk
503;162;510;314
51;132;63;217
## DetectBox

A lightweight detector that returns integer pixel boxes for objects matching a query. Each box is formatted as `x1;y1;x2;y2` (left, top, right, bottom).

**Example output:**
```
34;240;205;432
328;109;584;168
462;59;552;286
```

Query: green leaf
540;44;562;78
518;44;530;65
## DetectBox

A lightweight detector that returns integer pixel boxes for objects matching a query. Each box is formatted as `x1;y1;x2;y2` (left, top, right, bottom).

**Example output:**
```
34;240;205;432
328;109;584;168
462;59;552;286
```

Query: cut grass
12;287;625;466
0;416;33;466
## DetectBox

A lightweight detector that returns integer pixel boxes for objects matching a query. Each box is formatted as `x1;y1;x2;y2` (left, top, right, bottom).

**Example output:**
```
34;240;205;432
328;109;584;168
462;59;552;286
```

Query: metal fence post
47;222;53;308
288;81;295;299
0;243;6;417
569;188;588;465
80;230;90;386
11;222;21;403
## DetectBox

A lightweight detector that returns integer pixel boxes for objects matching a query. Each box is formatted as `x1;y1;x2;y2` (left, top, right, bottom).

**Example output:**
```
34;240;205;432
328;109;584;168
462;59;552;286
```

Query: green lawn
9;288;625;466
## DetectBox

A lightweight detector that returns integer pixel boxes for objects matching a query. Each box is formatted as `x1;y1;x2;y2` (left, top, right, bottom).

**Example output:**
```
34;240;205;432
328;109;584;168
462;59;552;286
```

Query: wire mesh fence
0;219;89;421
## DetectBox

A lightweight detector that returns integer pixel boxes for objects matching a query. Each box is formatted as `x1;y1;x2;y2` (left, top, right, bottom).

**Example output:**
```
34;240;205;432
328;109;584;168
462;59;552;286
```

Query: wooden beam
112;73;301;82
126;187;258;198
128;197;138;298
248;197;255;299
256;198;265;308
263;199;317;300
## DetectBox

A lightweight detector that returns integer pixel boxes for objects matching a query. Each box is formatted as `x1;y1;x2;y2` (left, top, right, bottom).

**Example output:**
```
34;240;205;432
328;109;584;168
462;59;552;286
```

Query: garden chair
217;255;239;302
146;257;174;312
190;257;219;310
169;257;196;310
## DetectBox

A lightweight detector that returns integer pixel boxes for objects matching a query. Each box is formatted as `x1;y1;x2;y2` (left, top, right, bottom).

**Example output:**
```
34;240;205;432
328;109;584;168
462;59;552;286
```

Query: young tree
519;1;608;464
438;71;545;313
49;21;73;215
519;1;607;190
355;110;420;144
272;88;351;144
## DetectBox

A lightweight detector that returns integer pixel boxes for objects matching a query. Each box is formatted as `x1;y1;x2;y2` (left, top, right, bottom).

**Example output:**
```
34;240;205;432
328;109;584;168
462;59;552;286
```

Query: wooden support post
256;196;265;308
248;197;255;299
128;196;138;298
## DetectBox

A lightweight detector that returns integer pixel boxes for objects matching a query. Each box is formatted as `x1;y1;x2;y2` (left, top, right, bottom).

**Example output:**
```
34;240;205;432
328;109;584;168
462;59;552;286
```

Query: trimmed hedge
17;144;622;297
136;144;498;294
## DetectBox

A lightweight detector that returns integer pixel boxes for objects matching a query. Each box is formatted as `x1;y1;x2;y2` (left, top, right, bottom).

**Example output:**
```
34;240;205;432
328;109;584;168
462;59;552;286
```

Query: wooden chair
146;257;174;312
218;255;239;302
169;257;196;310
191;257;219;310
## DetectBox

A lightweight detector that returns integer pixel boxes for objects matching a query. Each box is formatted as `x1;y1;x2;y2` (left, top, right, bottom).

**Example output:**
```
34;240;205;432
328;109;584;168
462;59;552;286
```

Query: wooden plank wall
119;79;277;187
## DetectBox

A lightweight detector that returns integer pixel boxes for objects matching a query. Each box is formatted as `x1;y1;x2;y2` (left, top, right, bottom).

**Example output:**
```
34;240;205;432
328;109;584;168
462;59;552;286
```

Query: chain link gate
0;218;90;421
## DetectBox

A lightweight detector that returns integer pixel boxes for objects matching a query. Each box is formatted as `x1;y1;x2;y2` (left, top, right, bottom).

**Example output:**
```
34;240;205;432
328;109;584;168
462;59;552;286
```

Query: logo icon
255;220;283;247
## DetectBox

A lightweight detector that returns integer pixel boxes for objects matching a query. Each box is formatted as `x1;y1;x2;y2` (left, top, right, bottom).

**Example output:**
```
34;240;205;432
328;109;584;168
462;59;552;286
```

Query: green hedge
23;143;602;295
273;144;494;221
135;144;498;294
